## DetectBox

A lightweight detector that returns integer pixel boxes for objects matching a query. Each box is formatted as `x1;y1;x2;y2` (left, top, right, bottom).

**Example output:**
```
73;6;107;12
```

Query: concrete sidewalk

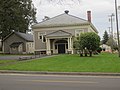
0;70;120;76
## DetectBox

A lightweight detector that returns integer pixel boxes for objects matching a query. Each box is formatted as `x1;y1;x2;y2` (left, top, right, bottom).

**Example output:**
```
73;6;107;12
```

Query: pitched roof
3;32;33;42
32;13;89;28
45;30;72;37
15;32;33;42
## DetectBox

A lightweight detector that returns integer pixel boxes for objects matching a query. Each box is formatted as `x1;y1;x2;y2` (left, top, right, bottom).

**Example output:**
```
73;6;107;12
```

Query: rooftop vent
64;10;69;14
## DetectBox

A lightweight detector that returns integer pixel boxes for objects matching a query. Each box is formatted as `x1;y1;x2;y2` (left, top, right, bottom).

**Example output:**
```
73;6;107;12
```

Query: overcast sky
32;0;120;38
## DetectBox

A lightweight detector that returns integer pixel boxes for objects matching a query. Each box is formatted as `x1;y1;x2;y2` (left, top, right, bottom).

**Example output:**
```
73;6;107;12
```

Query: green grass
0;60;16;64
0;53;120;73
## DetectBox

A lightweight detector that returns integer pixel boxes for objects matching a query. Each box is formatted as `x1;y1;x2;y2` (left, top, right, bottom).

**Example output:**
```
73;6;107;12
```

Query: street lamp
115;0;120;57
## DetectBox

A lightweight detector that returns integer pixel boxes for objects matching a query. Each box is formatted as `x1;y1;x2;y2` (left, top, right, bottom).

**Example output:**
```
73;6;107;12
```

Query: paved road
0;74;120;90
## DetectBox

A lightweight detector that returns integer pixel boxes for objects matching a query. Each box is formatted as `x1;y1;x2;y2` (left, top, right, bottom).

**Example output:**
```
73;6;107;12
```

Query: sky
32;0;120;38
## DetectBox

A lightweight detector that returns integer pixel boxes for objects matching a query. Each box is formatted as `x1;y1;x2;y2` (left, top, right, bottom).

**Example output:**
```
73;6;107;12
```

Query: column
68;37;73;54
70;37;73;54
70;37;72;49
68;38;70;50
46;38;51;55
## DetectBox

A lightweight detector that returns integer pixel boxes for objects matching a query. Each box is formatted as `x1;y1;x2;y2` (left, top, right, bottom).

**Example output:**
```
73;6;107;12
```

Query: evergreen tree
0;0;37;39
102;30;109;44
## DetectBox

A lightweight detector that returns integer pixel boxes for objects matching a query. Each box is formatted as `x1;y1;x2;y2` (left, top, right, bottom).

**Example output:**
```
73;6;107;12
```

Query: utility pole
108;27;111;36
115;0;120;57
109;13;114;53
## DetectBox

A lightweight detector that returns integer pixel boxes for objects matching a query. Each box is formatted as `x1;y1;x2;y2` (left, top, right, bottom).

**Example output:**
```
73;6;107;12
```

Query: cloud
32;0;120;38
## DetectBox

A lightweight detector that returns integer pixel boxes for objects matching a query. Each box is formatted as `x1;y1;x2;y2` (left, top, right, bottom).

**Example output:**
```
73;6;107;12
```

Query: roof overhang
32;23;90;29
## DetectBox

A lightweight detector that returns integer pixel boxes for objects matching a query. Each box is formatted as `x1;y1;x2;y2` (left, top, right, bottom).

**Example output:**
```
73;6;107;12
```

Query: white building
32;11;98;55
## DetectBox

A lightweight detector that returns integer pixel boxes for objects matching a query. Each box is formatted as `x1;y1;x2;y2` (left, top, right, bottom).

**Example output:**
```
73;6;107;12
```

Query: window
43;36;46;42
84;29;88;33
39;36;42;39
76;34;79;37
75;30;83;37
38;32;46;43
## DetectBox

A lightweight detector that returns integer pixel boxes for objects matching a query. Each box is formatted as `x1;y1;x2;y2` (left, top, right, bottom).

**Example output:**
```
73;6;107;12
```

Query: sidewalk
0;70;120;76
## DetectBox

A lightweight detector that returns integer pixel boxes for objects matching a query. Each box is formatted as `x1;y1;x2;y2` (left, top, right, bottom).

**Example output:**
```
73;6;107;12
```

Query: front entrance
55;40;67;54
58;44;65;54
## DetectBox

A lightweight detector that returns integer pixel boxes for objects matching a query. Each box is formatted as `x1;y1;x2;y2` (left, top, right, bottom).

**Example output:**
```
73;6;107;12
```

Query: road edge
0;70;120;76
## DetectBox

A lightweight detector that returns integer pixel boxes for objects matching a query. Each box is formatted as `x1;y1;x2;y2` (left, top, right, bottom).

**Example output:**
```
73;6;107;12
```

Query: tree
0;0;37;39
78;32;100;57
102;30;109;44
106;35;118;51
73;36;84;56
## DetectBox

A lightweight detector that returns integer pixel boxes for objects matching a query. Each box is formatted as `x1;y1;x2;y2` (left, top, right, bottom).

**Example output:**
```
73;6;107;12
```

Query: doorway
58;44;65;54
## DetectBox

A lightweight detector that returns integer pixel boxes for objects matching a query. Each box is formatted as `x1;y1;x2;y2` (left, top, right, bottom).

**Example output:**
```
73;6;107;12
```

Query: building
32;11;98;55
2;32;34;54
100;44;111;52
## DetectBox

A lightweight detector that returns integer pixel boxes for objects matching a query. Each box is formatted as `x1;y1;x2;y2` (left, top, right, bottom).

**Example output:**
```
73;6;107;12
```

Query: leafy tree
73;36;84;56
106;35;118;51
0;0;37;39
102;30;109;44
79;32;100;56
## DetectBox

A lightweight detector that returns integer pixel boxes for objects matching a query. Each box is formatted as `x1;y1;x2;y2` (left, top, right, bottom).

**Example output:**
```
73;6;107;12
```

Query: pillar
46;38;51;55
68;37;73;54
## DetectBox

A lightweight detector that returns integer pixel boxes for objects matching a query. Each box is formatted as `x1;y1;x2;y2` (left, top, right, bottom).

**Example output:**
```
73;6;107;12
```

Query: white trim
75;29;84;37
34;49;47;51
38;32;46;43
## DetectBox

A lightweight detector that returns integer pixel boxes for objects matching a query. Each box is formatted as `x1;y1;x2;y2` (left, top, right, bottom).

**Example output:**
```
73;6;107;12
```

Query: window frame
38;32;46;43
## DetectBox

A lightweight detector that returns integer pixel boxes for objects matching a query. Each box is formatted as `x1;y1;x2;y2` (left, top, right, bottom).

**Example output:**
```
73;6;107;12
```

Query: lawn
0;53;120;73
0;60;16;64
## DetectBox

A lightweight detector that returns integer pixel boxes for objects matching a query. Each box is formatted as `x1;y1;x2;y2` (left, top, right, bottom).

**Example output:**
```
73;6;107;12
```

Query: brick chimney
87;11;91;22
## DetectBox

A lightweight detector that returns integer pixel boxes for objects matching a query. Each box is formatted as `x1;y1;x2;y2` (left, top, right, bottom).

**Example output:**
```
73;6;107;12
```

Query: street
0;73;120;90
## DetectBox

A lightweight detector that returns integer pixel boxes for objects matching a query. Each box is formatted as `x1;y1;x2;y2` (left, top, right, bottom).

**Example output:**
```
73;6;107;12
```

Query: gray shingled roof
15;32;33;42
32;13;89;28
3;32;33;42
45;30;72;37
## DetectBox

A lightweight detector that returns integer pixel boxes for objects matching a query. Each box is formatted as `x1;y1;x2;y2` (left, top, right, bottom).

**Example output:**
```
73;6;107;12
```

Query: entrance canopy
45;30;73;55
10;42;23;48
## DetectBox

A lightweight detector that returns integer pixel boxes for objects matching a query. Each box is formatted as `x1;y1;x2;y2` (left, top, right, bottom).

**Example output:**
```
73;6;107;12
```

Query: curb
0;70;120;76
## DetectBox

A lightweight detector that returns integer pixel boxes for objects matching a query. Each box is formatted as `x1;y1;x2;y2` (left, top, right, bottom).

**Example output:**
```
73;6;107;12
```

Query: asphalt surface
0;73;120;90
0;55;45;60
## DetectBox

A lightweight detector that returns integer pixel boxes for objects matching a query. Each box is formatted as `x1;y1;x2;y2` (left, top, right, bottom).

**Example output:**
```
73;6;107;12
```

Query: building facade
32;11;98;55
2;32;34;54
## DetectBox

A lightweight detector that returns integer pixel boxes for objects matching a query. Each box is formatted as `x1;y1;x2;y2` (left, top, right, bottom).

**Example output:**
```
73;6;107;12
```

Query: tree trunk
89;50;92;57
84;48;88;57
85;53;87;56
79;50;83;57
